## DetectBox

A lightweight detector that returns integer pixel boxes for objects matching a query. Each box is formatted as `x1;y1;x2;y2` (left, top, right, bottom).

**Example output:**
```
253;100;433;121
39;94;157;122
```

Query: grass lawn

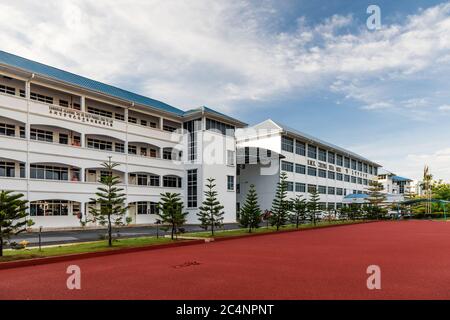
184;220;365;238
0;236;174;263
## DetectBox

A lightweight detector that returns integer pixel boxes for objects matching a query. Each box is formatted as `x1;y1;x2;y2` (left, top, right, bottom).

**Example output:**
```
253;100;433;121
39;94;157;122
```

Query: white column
159;117;164;130
80;96;86;112
25;80;31;99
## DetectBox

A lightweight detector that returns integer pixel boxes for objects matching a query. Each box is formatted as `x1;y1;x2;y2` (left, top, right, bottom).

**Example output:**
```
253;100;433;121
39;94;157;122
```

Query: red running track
1;220;449;300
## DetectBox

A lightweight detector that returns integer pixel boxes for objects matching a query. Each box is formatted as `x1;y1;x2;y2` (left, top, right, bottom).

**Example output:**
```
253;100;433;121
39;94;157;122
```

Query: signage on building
49;105;113;127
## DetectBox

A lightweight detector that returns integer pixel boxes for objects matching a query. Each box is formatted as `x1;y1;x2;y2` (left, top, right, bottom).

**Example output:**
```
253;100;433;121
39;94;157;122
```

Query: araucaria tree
89;157;127;246
270;172;289;230
307;188;320;226
367;181;387;219
239;184;262;233
290;195;307;228
198;178;225;236
0;191;31;256
157;192;188;240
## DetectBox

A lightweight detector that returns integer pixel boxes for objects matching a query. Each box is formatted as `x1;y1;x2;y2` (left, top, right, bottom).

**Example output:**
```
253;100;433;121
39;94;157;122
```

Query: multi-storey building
235;120;381;214
0;51;245;229
0;51;384;229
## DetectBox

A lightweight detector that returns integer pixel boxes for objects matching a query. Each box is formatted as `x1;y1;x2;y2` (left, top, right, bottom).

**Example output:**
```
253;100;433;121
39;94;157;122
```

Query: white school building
0;51;382;229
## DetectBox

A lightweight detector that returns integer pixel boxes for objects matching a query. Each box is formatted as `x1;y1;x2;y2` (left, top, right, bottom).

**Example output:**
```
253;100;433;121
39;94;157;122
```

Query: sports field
0;220;449;300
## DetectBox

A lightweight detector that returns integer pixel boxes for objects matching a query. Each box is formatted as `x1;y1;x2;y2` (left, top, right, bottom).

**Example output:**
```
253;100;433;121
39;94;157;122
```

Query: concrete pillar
159;117;164;130
25;81;31;99
80;96;86;112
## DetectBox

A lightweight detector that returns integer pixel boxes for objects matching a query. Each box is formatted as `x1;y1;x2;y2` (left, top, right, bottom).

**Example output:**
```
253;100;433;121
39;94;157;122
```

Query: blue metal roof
344;194;369;199
392;176;412;182
0;50;185;116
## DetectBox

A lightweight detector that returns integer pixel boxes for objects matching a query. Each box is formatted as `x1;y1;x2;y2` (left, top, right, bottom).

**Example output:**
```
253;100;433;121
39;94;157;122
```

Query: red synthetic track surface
0;220;449;300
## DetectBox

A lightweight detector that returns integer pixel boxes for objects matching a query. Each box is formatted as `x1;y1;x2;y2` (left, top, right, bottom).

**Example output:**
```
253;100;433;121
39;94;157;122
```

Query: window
115;113;125;121
328;187;335;195
59;133;68;145
163;125;177;132
163;176;182;188
369;165;373;175
149;148;157;158
137;174;148;186
73;102;81;110
163;149;173;160
115;143;125;153
227;150;235;166
344;157;350;168
150;202;159;214
30;92;53;104
87;138;112;151
351;159;357;170
318;185;326;194
281;161;294;172
328;171;335;180
137;202;148;215
187;169;198;208
0;162;15;177
318;149;327;162
206;118;235;136
351;176;357;183
295;164;306;174
227;175;235;191
328;152;335;164
363;163;368;173
20;163;25;178
184;119;201;161
128;145;137;155
87;106;112;118
30;128;53;142
307;184;316;193
295;141;306;156
307;166;317;176
281;136;294;153
336;173;343;181
336;188;343;195
59;100;69;108
295;183;306;193
286;181;294;192
141;119;148;126
19;126;25;138
363;179;368;185
308;145;317;159
149;174;160;186
344;175;350;182
30;165;69;181
0;84;15;95
336;154;343;166
318;169;326;178
358;161;363;172
19;89;25;97
128;116;137;124
30;200;69;216
358;177;362;184
0;123;16;137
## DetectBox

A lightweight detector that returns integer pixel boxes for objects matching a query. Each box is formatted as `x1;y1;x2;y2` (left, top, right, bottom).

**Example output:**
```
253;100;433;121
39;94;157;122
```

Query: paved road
2;220;449;299
10;223;240;247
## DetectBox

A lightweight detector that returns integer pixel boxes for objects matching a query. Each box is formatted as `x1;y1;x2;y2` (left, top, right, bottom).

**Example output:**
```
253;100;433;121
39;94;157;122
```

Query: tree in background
421;165;433;217
198;178;225;236
366;181;387;219
307;187;320;226
239;184;262;233
157;192;188;240
270;172;289;230
89;157;128;247
432;181;450;201
290;195;307;228
0;191;32;256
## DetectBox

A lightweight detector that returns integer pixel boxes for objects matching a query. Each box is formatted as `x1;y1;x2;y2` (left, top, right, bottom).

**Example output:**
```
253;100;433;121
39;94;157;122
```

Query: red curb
212;220;380;242
0;239;205;270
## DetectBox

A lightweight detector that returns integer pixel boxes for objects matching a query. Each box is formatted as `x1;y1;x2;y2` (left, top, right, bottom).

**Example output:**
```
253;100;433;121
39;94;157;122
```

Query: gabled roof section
392;176;412;182
184;106;247;127
0;50;185;116
270;119;381;167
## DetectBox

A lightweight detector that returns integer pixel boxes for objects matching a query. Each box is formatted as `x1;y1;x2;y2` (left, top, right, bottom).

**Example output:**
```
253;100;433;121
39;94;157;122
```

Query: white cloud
1;1;450;113
439;104;450;111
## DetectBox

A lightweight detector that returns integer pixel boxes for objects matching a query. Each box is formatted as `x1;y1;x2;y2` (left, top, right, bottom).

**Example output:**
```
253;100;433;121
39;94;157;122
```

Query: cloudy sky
1;0;449;181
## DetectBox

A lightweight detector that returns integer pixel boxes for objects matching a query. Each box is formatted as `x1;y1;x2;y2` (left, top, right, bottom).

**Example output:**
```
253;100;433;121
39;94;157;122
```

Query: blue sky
1;0;449;181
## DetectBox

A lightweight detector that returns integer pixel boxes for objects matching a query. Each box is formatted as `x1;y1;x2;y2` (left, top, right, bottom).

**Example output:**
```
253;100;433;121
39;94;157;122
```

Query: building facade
0;51;244;229
236;120;381;214
1;51;384;229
